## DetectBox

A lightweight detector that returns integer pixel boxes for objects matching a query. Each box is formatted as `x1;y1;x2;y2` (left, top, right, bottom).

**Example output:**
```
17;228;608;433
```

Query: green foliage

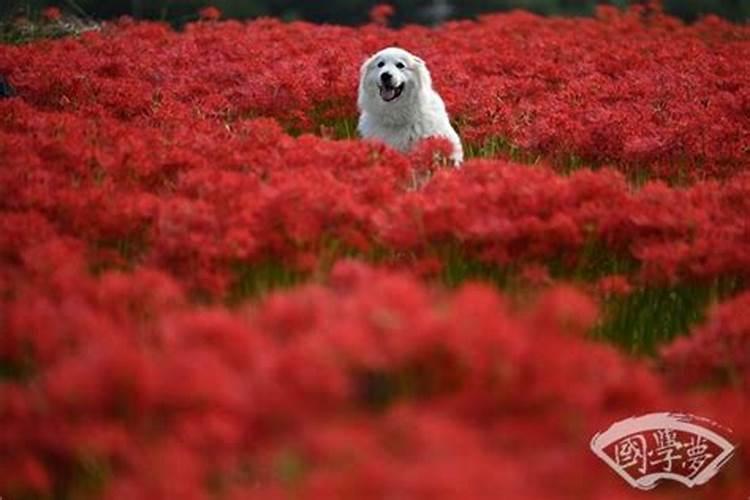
664;0;750;22
593;278;741;355
229;260;308;303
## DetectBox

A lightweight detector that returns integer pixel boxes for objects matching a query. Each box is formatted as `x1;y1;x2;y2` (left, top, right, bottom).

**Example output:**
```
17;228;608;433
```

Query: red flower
369;4;394;26
198;6;221;21
596;275;633;298
661;291;750;391
0;13;749;497
41;7;62;22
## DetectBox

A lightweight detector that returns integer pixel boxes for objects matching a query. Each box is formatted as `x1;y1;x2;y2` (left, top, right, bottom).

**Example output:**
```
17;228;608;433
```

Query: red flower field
1;4;750;498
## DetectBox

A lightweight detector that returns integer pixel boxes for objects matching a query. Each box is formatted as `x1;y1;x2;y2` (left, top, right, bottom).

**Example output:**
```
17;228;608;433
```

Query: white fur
357;47;463;165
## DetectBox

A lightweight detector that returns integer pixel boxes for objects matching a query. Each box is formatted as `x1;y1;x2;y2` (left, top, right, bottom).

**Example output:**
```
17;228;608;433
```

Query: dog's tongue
380;87;397;101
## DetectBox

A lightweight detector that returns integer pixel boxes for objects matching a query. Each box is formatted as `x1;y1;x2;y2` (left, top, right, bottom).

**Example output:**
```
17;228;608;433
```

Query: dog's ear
411;54;432;89
359;55;375;80
359;56;372;76
357;55;375;109
358;55;375;92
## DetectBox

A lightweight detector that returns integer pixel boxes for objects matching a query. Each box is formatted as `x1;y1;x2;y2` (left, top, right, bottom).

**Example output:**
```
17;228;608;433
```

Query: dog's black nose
380;72;392;84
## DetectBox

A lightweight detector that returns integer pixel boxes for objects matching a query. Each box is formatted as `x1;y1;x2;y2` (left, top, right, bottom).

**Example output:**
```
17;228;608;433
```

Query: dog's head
358;47;431;110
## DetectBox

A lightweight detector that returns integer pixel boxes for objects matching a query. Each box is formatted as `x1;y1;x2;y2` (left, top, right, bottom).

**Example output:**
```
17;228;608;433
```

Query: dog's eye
377;61;385;68
396;62;405;69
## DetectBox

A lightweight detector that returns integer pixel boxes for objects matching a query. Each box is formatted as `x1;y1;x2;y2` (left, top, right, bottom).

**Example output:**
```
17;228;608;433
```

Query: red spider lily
661;292;750;392
0;11;749;497
199;6;222;21
41;7;62;22
3;89;750;295
369;4;395;26
2;261;712;499
595;275;633;298
2;8;748;178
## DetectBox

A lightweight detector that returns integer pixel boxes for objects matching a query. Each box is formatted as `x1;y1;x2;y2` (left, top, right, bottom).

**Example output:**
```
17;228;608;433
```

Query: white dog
357;47;463;165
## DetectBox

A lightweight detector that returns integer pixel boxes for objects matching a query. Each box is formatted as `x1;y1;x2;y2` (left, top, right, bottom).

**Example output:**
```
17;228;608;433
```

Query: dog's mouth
379;82;404;102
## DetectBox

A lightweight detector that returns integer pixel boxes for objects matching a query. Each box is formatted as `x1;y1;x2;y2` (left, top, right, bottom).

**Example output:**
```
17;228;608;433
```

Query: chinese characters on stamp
591;412;735;490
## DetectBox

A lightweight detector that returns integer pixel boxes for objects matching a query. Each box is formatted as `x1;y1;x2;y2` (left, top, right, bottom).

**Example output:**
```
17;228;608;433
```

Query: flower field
1;5;750;499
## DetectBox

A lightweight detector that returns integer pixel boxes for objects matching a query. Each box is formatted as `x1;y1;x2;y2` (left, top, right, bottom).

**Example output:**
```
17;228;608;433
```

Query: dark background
2;0;749;25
